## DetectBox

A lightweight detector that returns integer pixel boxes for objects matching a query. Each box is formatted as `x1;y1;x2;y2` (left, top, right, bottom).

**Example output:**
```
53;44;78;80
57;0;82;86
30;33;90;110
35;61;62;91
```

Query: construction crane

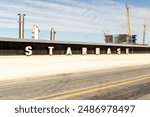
143;13;147;45
126;4;131;36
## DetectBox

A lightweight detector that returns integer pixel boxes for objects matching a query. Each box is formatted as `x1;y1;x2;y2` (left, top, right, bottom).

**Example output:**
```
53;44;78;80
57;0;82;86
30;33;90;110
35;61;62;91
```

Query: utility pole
143;13;147;45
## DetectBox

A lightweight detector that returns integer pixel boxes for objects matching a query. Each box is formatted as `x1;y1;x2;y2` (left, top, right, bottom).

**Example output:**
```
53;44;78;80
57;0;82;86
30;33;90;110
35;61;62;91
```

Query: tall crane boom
126;4;131;36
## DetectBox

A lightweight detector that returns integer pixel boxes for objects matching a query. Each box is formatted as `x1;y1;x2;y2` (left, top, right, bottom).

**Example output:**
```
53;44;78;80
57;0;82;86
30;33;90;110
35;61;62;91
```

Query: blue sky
0;0;150;44
118;0;150;7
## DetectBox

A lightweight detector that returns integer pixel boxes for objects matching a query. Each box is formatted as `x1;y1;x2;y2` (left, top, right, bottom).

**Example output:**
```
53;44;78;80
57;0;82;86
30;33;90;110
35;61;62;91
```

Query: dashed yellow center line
33;74;150;100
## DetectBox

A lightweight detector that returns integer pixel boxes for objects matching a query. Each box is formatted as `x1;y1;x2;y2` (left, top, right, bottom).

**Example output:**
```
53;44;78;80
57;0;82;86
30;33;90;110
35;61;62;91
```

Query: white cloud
0;0;150;43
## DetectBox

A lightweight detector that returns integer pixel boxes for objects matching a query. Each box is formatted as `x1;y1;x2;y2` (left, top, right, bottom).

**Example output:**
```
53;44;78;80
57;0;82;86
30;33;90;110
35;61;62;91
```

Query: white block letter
126;48;129;55
82;47;87;55
48;47;54;56
107;48;111;55
25;46;32;56
95;48;100;55
66;47;72;55
117;48;121;55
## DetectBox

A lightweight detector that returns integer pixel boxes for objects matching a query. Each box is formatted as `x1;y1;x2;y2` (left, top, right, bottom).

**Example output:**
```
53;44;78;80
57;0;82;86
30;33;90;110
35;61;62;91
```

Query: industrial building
0;37;150;56
104;34;137;44
0;4;149;56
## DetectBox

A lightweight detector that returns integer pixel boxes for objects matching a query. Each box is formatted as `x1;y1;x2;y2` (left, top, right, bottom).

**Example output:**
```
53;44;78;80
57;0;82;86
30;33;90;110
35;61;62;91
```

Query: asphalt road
0;65;150;100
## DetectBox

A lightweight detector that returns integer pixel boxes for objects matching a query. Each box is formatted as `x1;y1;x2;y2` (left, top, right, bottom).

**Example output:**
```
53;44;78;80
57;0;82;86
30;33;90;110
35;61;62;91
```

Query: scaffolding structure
105;34;137;44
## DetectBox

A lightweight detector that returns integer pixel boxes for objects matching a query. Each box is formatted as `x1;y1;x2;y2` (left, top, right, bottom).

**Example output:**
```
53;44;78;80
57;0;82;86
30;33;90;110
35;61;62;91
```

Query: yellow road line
33;74;150;100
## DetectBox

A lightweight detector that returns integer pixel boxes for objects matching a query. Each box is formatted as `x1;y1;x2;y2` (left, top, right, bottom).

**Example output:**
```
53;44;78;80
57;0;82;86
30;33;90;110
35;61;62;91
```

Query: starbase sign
25;46;130;56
